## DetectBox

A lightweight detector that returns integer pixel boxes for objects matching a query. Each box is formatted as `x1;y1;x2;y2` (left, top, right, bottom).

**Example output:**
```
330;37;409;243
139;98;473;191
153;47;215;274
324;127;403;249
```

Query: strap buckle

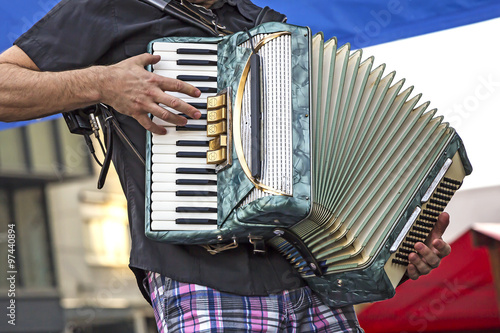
249;235;266;254
201;237;238;255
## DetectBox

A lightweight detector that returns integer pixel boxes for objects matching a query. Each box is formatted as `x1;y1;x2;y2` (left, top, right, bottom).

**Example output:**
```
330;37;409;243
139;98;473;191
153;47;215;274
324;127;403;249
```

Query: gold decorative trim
233;31;292;196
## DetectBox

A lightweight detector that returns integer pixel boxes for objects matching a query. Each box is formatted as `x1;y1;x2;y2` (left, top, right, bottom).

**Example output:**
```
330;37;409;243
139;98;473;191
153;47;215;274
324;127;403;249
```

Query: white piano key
152;173;215;182
152;170;215;182
155;119;207;127
167;92;213;99
155;51;218;62
153;42;218;52
184;81;218;89
152;183;217;192
153;172;216;180
152;144;207;153
152;201;217;211
152;134;210;145
157;101;207;109
153;61;216;72
155;104;208;114
158;106;207;116
151;221;218;231
152;163;215;174
153;69;217;79
152;211;217;220
152;154;206;163
151;192;217;202
170;98;209;105
153;130;211;139
154;108;207;116
152;145;207;154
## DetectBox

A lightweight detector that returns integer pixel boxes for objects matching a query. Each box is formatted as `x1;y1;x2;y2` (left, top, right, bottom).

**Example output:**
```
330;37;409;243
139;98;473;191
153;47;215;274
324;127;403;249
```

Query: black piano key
176;218;217;225
177;59;217;66
189;102;208;109
176;191;217;196
176;168;215;174
176;207;217;213
176;179;217;185
177;75;217;82
176;125;207;131
177;48;217;55
176;140;210;147
178;113;207;120
197;87;218;94
176;151;207;158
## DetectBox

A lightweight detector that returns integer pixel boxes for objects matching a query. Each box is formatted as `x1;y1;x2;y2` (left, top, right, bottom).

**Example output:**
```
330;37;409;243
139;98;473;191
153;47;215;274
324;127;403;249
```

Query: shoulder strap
140;0;233;36
255;5;287;25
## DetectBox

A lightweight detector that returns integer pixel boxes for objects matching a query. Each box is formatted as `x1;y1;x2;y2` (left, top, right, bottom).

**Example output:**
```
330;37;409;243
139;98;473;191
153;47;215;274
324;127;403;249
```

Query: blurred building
0;118;155;333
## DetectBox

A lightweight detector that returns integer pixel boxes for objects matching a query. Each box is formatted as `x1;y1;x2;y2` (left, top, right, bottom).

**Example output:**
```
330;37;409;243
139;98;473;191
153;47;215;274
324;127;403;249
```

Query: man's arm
407;212;452;280
0;46;201;134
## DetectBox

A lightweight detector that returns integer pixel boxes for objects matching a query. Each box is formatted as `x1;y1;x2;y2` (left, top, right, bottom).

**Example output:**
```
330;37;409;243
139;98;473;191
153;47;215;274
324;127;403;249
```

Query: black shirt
16;0;305;302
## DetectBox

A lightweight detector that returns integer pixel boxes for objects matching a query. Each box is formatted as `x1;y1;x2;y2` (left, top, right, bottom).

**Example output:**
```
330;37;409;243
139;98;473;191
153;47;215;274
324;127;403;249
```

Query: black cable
83;133;103;167
97;117;113;189
89;112;106;156
96;135;106;157
91;152;103;167
244;28;256;52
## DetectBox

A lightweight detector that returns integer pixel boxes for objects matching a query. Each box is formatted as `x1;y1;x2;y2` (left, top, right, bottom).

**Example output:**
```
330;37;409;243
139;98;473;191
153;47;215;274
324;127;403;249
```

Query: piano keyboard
150;42;220;231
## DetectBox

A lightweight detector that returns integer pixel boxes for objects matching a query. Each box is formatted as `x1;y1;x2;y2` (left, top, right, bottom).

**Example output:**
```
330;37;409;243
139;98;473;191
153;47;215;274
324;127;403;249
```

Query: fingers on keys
150;76;202;130
407;241;446;279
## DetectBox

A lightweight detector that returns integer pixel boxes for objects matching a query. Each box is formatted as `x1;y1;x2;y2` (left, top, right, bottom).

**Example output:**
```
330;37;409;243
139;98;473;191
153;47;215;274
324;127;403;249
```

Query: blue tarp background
1;0;500;131
254;0;500;48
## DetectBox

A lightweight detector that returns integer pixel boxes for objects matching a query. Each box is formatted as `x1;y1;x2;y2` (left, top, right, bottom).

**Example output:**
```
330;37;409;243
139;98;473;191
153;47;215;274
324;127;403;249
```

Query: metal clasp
249;235;266;254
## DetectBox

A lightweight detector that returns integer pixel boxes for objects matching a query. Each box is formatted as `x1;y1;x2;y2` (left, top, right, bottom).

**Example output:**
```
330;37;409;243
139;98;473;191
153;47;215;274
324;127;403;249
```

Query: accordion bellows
270;31;472;306
145;22;472;307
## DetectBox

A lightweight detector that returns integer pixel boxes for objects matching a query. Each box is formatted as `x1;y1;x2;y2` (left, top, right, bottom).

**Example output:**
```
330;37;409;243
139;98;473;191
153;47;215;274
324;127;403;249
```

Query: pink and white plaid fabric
147;271;364;333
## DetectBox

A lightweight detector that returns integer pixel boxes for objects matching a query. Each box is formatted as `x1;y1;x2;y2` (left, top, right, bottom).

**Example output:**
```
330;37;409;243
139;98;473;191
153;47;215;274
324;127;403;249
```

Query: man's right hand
0;47;202;134
100;53;202;135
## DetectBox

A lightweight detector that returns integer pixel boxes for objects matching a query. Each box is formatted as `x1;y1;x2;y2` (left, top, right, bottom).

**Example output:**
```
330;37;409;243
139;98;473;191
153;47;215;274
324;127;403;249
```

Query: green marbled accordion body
145;22;472;307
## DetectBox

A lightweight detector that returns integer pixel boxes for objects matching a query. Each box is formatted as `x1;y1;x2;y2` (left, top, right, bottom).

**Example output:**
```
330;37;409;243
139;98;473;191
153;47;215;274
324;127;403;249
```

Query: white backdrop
362;17;500;191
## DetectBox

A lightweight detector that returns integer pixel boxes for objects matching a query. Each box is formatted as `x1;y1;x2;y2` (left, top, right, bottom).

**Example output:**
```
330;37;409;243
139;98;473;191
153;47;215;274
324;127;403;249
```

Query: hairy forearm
0;63;104;122
0;50;202;134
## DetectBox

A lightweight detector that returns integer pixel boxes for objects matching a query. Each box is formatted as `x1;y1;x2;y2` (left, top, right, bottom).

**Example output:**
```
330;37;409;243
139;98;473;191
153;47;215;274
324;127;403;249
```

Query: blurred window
0;184;56;289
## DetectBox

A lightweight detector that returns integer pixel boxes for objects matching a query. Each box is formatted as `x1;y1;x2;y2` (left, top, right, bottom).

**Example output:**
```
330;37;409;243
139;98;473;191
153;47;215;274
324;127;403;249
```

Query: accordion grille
240;34;293;206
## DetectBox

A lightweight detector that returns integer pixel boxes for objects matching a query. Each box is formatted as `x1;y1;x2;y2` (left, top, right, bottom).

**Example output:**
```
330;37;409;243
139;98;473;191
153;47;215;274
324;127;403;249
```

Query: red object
357;231;500;332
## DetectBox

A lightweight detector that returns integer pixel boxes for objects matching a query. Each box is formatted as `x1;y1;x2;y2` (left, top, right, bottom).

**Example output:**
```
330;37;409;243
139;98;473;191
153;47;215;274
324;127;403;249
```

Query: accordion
145;22;472;306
